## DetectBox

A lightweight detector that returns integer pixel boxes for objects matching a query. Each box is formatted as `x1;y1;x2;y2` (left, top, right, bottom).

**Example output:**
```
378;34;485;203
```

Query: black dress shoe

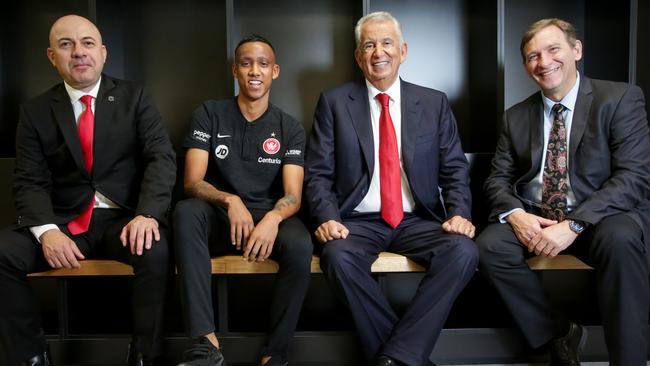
22;350;53;366
177;337;226;366
127;341;159;366
374;355;405;366
261;355;288;366
548;322;587;366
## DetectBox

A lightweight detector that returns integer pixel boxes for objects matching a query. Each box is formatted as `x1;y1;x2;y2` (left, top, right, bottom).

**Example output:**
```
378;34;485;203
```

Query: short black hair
234;34;275;56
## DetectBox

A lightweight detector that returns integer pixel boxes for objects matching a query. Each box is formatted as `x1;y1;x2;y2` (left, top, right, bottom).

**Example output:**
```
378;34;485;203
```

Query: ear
101;45;108;64
400;41;408;64
354;49;363;69
232;62;237;77
272;64;280;80
573;39;583;62
47;47;56;67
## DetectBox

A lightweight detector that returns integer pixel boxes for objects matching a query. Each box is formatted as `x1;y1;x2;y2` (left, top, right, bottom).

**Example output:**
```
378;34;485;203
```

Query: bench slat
27;253;592;277
28;260;134;277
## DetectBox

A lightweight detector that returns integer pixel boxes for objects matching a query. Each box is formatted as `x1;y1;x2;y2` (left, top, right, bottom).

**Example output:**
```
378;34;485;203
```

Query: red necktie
541;103;568;221
67;95;95;235
376;93;403;228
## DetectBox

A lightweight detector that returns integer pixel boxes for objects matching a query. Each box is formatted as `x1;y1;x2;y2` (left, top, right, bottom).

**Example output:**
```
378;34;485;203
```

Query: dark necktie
67;95;95;235
376;93;403;228
541;103;568;221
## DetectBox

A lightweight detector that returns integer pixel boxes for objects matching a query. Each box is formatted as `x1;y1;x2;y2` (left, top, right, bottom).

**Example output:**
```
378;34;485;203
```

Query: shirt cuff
30;224;60;243
498;208;524;223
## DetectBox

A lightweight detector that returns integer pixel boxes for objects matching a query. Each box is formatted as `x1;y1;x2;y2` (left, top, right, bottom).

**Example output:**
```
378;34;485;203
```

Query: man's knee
133;235;170;277
173;198;212;228
319;240;364;274
589;218;645;266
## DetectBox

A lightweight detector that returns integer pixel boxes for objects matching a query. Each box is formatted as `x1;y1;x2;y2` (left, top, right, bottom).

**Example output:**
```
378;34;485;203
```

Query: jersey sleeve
283;119;306;167
183;103;213;151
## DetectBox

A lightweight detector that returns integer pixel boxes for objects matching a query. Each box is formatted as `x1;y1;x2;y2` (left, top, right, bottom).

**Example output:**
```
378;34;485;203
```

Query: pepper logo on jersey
215;145;229;159
262;137;281;155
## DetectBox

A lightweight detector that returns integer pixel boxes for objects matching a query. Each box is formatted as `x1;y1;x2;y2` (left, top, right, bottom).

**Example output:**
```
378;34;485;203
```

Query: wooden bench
28;252;592;277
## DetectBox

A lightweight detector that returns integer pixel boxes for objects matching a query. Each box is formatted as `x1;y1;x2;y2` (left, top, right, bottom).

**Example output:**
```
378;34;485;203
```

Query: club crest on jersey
262;137;281;155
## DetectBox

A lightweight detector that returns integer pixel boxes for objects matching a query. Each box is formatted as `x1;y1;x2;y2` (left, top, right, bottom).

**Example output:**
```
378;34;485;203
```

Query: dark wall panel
0;1;91;157
234;0;361;133
503;0;585;110
97;0;230;150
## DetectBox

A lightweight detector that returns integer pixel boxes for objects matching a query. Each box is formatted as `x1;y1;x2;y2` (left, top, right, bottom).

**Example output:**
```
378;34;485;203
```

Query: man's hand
41;229;85;268
442;215;476;238
120;215;160;255
243;212;282;262
226;196;254;249
314;220;349;244
506;210;557;246
528;220;578;257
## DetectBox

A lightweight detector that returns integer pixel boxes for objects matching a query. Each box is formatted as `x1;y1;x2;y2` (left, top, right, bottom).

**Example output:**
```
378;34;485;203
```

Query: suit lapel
527;94;545;180
400;81;422;176
569;77;592;165
52;85;86;172
347;82;374;177
93;77;117;174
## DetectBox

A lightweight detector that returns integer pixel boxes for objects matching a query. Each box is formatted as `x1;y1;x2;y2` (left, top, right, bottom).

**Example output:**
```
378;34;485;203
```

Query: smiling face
355;19;407;92
47;15;107;92
523;24;582;101
232;41;279;104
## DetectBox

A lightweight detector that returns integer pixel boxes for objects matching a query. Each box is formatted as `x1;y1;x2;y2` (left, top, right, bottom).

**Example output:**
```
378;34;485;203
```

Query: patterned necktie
541;103;568;221
376;93;403;228
67;95;95;235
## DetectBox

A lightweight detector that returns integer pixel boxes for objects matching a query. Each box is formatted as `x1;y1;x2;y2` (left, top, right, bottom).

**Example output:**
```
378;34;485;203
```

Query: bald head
47;15;107;92
49;15;102;49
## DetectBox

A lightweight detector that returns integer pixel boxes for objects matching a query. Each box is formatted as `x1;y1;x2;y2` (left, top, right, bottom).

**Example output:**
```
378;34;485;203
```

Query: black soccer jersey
184;98;305;210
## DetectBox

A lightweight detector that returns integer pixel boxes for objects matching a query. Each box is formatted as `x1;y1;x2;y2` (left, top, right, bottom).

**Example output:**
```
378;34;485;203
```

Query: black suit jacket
13;75;176;229
305;79;471;227
484;76;650;244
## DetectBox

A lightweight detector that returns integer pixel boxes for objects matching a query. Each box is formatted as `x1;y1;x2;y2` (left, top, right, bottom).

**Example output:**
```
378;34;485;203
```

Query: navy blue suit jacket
305;79;471;227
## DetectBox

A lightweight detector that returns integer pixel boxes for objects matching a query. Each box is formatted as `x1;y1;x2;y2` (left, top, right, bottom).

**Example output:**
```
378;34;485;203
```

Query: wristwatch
568;219;586;235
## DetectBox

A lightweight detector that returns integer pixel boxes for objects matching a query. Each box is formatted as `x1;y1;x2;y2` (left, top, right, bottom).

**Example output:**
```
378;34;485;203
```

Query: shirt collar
542;72;580;117
64;77;102;104
366;77;401;106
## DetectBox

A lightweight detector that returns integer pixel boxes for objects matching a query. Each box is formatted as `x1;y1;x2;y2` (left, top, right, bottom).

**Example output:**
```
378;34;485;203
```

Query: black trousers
476;213;649;366
0;209;169;365
319;213;479;366
173;198;312;359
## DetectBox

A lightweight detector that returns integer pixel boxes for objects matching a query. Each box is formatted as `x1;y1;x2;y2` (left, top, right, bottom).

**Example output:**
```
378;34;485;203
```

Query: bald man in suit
0;15;175;366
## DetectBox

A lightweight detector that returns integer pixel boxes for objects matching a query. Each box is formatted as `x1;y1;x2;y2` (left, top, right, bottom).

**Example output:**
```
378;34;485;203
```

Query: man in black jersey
173;35;312;366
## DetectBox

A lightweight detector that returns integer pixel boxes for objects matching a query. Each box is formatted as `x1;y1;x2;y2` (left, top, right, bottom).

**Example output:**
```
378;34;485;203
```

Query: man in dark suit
305;11;478;366
0;15;176;366
476;18;650;365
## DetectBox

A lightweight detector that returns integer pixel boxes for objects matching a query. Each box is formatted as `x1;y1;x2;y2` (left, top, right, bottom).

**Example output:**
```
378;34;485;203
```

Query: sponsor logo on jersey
217;133;231;138
285;149;302;156
258;157;282;164
215;145;229;159
192;130;211;143
263;137;281;155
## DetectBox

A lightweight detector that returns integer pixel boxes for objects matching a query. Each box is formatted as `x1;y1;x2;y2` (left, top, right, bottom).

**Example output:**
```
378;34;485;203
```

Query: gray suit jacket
484;76;650;245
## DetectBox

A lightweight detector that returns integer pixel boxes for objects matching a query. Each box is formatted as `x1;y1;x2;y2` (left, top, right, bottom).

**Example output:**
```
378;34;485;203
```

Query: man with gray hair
305;11;478;366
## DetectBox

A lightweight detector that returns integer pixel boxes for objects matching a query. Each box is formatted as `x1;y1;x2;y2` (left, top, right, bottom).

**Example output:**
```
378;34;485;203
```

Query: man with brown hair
477;18;650;365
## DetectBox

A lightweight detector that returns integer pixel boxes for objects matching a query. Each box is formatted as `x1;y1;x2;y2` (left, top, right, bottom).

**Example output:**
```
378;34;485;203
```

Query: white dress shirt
354;78;416;213
499;72;581;222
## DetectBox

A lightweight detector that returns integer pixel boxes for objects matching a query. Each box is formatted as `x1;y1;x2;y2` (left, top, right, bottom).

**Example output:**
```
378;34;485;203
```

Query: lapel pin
108;96;115;102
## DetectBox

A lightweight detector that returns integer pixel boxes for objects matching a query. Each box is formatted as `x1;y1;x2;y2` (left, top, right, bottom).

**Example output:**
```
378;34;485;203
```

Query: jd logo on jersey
215;145;229;159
